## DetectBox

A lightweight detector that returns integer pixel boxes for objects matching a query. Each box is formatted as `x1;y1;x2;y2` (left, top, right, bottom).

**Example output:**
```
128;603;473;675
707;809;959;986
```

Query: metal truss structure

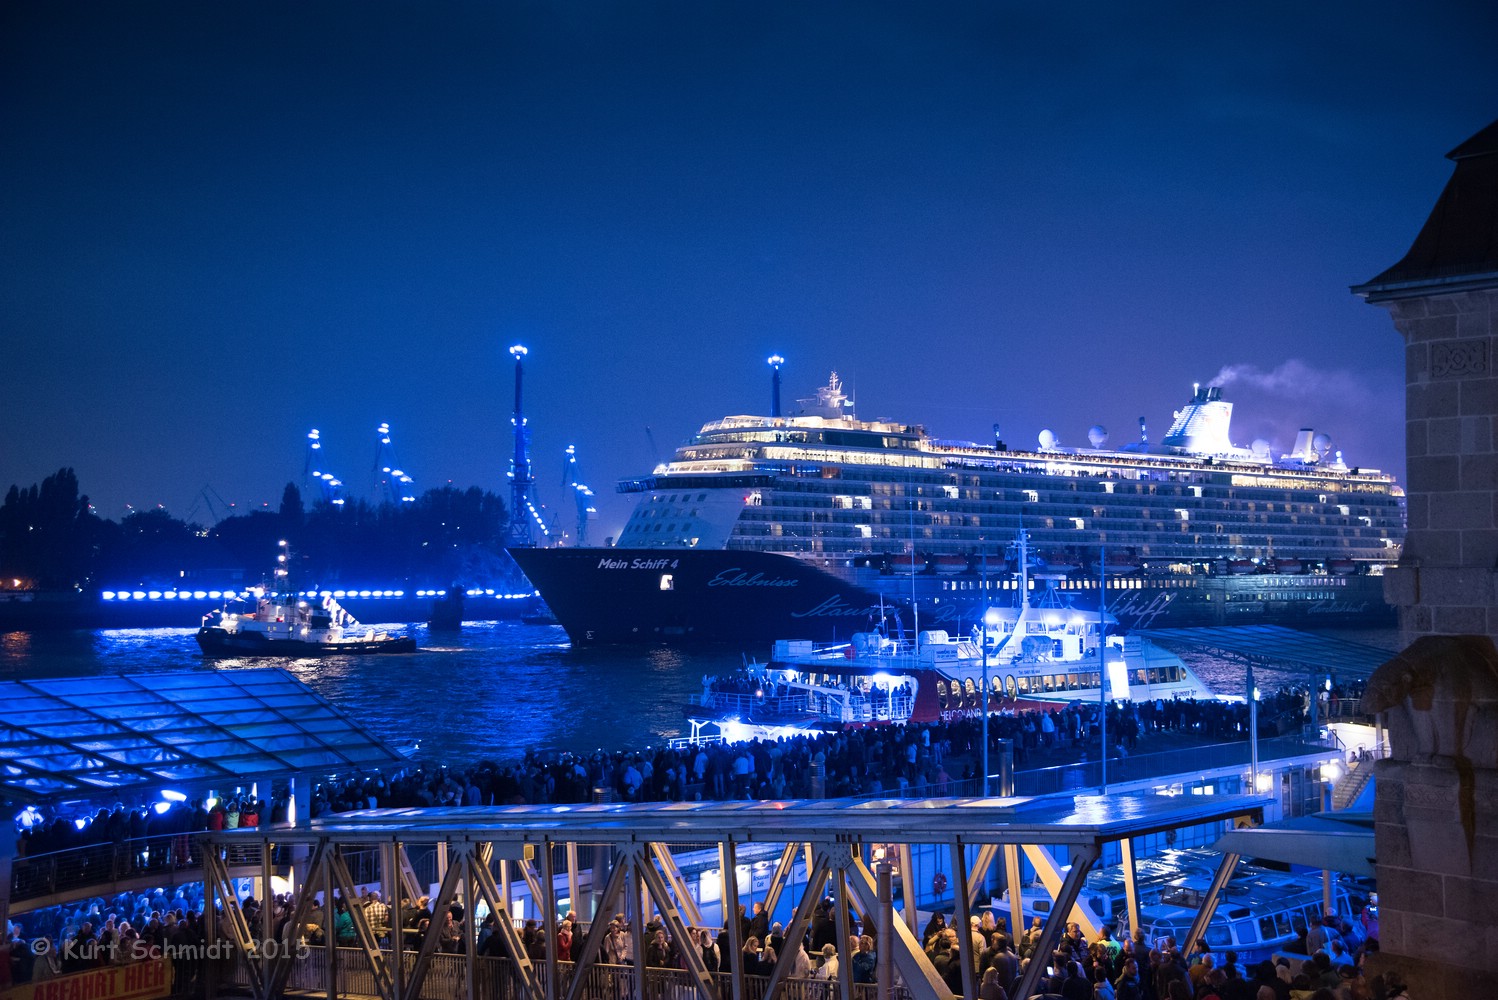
200;792;1266;1000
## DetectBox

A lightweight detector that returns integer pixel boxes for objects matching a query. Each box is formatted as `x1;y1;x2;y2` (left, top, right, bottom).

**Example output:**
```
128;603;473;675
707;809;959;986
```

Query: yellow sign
1;957;172;1000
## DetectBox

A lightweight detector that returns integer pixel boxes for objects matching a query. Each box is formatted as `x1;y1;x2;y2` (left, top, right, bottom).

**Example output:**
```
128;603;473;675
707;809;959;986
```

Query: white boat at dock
687;532;1216;742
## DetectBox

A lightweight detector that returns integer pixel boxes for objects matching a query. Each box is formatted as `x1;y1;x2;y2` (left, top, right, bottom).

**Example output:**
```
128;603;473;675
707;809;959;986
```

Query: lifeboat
1328;558;1357;576
1227;559;1259;575
1033;550;1080;577
932;555;969;575
889;554;927;574
1272;557;1305;575
1099;553;1142;575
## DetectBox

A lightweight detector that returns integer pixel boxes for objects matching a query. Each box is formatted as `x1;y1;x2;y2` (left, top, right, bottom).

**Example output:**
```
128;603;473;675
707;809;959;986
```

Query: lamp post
1099;544;1108;793
1249;664;1260;792
980;544;989;796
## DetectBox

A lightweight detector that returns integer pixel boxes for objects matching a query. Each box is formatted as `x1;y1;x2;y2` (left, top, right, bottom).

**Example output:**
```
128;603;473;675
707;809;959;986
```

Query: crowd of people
291;686;1320;815
8;682;1401;997
3;884;211;992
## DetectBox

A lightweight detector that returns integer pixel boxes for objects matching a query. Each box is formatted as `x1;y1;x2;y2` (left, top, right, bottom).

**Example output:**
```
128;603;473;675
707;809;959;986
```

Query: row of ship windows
677;444;1392;496
933;664;1188;705
737;520;1394;543
647;480;1399;511
735;511;1396;536
768;492;1396;519
938;577;1350;592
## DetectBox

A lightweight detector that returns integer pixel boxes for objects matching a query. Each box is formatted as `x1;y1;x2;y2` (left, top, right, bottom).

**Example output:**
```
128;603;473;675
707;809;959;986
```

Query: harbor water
0;621;1403;768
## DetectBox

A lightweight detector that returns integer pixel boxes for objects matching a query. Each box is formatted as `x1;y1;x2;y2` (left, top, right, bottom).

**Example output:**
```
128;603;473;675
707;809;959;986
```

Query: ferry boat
196;592;417;656
1128;865;1355;963
1000;848;1223;931
686;545;1216;743
510;371;1404;646
998;851;1355;964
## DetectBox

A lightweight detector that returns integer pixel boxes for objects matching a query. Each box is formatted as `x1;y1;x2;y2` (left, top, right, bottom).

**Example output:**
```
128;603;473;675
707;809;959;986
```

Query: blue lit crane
303;429;346;506
562;444;598;546
372;422;416;504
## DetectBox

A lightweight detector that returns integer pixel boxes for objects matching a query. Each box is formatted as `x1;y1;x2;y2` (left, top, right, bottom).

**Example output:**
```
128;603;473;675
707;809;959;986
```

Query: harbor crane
563;444;598;546
372;422;416;505
303;429;346;506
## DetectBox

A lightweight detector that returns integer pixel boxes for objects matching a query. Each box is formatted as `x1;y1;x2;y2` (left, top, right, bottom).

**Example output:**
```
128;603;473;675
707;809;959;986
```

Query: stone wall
1361;635;1498;997
1377;287;1498;643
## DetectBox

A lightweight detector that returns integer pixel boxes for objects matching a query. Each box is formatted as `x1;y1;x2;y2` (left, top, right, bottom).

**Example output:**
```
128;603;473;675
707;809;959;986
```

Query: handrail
9;831;270;904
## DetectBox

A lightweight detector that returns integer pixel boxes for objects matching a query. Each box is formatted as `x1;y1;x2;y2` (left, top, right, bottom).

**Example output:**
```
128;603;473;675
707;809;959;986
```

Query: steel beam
328;848;394;999
950;842;977;1000
843;856;953;1000
1182;849;1241;957
1022;843;1102;939
1011;843;1101;1000
467;846;546;1000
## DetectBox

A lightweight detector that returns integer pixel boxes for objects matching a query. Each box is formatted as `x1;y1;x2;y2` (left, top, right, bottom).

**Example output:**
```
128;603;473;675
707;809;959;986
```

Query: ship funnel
1288;428;1317;462
1161;383;1236;455
768;354;784;417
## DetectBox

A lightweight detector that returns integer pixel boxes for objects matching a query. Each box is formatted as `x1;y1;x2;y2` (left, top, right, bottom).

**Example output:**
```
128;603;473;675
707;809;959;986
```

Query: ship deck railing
698;687;916;726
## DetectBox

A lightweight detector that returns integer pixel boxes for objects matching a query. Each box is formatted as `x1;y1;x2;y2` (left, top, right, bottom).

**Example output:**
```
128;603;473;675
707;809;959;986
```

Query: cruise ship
509;372;1404;646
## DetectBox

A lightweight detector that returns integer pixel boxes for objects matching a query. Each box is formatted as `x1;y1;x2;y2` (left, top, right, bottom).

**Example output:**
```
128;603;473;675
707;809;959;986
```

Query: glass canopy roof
0;668;404;802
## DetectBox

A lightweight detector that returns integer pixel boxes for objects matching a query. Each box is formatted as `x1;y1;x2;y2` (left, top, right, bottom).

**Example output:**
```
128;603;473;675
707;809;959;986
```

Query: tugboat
197;592;417;656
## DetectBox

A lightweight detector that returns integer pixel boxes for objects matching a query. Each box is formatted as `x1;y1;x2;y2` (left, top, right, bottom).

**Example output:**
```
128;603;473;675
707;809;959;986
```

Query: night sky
3;2;1494;541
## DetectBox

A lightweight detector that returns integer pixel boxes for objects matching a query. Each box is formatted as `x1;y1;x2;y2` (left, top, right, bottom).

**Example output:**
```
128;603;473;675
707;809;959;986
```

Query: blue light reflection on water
0;623;743;765
0;623;1401;768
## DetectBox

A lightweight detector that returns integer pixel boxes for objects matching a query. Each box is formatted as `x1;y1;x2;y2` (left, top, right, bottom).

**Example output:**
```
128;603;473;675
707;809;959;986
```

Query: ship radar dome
1312;432;1332;456
1251;439;1271;459
1087;425;1108;448
1038;428;1058;450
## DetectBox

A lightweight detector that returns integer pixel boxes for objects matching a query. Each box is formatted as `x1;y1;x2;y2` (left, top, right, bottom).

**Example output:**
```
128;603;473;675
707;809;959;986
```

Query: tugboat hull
195;627;417;656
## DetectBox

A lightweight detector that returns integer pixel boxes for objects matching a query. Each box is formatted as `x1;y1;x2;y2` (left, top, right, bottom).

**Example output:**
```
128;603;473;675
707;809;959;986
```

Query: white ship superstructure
616;375;1403;571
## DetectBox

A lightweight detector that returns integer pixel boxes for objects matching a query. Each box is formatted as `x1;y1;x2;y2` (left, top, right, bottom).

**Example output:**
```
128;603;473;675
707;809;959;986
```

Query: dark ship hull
507;547;1394;647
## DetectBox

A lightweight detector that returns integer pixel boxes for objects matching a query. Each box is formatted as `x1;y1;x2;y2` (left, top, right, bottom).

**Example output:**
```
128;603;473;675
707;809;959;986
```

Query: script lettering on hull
790;596;884;619
1108;591;1176;630
707;569;800;588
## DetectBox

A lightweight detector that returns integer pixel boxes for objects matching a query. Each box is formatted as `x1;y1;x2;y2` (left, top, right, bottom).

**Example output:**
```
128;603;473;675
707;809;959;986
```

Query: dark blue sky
3;2;1494;540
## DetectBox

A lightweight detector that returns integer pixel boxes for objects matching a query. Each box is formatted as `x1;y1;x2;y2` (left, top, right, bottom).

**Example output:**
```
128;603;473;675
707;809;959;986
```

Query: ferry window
1016;677;1030;694
1005;675;1017;698
1042;674;1054;692
1205;925;1232;947
936;681;948;709
1258;916;1276;941
1232;920;1255;944
659;574;674;591
1147;668;1159;685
